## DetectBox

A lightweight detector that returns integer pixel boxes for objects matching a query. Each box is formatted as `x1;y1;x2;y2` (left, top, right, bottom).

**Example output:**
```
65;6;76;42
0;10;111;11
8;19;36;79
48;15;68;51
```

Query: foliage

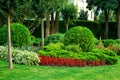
45;33;64;45
38;42;118;65
107;44;120;55
102;39;117;47
39;55;105;67
0;23;31;47
92;48;118;65
116;39;120;44
98;11;116;22
12;0;34;23
64;26;95;52
61;3;78;22
33;38;41;46
0;46;40;65
61;3;78;31
78;9;88;20
64;44;82;53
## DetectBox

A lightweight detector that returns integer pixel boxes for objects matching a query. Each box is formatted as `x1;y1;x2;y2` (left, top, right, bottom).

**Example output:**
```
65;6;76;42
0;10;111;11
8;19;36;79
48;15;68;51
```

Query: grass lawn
0;58;120;80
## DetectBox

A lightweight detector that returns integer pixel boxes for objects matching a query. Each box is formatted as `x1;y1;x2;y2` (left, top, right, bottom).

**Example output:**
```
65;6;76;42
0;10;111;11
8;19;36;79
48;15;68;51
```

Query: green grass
0;58;120;80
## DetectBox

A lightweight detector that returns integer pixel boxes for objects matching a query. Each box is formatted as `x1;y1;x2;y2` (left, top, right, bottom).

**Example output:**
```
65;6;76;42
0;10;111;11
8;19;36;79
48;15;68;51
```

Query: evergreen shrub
64;26;95;52
0;23;31;47
45;33;64;45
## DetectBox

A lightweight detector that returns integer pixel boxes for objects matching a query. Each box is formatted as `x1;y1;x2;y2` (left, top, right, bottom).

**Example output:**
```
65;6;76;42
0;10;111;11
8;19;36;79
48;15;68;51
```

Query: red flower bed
38;55;106;67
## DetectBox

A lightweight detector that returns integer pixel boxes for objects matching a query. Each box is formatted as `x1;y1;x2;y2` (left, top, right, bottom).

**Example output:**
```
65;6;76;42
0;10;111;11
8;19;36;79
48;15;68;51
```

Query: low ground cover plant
0;46;40;65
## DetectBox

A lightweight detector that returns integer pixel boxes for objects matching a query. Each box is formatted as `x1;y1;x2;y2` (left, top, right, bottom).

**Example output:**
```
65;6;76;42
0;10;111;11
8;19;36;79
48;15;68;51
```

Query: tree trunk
115;9;120;39
54;11;59;33
46;12;50;38
104;9;109;39
51;13;54;34
7;12;13;69
65;20;69;32
41;18;44;49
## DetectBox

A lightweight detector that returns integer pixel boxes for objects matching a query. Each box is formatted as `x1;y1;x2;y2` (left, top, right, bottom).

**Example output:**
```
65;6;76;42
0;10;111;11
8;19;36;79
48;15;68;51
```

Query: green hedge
23;20;117;39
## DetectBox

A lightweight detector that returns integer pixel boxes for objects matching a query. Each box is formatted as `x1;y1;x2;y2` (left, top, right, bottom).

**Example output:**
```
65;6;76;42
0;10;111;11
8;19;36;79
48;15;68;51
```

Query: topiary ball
64;26;95;52
0;23;31;47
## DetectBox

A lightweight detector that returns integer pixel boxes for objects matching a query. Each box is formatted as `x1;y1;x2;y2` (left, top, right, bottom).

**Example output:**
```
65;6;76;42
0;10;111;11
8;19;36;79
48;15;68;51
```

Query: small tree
87;0;118;39
61;3;78;31
32;0;46;49
0;0;26;69
78;9;88;20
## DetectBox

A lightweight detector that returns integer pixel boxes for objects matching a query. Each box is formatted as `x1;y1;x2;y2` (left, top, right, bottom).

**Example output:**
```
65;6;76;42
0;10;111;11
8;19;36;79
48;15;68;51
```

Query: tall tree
54;0;67;33
87;0;118;39
78;9;88;20
115;0;120;38
32;0;46;49
0;0;27;69
61;3;78;31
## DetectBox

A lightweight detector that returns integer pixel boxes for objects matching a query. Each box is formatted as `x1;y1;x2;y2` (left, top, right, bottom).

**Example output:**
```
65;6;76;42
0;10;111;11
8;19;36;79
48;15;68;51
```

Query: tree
87;0;118;39
115;1;120;38
0;9;6;27
78;9;88;20
32;0;46;49
0;0;18;69
61;3;78;31
0;0;26;69
98;11;116;22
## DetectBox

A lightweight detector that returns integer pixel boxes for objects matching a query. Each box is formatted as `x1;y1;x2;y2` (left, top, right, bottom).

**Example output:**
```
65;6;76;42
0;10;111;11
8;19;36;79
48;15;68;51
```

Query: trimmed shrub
64;26;95;52
45;33;64;45
0;23;31;47
0;46;40;65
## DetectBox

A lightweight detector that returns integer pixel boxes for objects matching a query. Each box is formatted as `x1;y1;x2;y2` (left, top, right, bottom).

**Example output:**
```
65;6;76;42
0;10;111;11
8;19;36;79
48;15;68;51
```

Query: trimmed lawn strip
0;58;120;80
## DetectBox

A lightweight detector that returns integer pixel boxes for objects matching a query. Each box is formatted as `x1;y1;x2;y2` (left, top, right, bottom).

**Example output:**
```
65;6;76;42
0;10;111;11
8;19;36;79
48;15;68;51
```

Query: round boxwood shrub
64;26;95;52
0;23;31;47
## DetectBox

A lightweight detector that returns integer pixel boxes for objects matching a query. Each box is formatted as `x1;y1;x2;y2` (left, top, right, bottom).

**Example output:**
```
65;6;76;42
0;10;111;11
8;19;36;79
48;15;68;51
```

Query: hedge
23;20;117;39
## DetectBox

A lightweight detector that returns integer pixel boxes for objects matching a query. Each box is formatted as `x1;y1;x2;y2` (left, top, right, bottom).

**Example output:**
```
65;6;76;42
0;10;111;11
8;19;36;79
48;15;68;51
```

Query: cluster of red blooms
38;55;106;67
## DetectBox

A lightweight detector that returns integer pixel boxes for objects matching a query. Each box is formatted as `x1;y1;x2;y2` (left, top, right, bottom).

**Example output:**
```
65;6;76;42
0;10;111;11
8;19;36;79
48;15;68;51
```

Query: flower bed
38;55;106;67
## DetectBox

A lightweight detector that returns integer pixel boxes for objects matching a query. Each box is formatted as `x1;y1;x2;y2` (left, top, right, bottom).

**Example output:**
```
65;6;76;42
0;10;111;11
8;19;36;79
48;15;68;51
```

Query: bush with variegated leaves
0;46;40;65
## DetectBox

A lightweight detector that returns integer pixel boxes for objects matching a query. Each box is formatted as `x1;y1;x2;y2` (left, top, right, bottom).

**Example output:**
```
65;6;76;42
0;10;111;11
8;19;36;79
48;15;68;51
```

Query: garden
0;0;120;80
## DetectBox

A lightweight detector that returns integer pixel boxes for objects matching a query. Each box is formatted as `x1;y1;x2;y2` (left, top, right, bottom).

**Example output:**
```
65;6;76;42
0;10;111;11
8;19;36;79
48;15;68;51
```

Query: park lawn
0;58;120;80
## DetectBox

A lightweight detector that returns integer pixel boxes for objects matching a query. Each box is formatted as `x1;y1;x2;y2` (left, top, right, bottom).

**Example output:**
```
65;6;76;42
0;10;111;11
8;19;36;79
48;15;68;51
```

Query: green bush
116;39;120;44
107;44;120;55
45;33;64;45
0;23;31;47
44;42;64;51
64;44;82;53
64;26;95;52
0;46;40;65
32;38;41;46
91;48;118;65
102;39;117;47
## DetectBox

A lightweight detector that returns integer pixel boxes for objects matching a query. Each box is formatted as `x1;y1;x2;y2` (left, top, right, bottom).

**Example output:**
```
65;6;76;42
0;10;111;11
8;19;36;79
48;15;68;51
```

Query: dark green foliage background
27;20;117;39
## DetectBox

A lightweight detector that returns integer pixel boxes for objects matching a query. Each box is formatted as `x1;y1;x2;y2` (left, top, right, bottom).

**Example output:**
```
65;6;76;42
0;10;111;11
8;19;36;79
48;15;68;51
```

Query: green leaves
0;46;40;65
